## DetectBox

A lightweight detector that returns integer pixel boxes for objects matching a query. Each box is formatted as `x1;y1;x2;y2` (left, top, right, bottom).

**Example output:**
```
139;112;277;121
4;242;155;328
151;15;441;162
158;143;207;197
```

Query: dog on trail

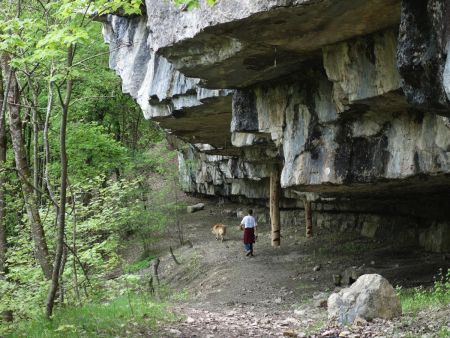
211;224;226;242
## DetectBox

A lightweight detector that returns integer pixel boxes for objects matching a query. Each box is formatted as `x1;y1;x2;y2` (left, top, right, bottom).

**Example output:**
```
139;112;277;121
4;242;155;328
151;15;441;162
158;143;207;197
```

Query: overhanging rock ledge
102;0;450;252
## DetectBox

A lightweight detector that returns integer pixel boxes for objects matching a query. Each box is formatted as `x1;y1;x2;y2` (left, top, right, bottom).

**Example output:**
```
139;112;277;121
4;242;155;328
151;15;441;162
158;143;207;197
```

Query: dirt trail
138;198;449;338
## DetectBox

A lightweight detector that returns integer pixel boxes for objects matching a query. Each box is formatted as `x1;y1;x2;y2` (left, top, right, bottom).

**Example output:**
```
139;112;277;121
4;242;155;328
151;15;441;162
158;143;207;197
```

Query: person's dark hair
248;209;253;215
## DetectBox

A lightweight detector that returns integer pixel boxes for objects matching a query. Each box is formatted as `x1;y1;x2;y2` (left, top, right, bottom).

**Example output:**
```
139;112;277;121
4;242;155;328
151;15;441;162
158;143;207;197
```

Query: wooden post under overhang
270;167;281;247
304;200;313;238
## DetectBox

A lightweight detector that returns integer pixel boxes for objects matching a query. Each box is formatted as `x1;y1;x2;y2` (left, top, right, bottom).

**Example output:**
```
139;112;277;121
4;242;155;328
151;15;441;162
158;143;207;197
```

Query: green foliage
5;292;175;338
0;0;185;332
173;0;217;10
397;268;450;313
49;122;129;183
438;326;450;338
124;256;155;273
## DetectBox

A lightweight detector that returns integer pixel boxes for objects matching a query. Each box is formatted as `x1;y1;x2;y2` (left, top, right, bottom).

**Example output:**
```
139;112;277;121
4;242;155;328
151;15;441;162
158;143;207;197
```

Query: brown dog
211;224;226;242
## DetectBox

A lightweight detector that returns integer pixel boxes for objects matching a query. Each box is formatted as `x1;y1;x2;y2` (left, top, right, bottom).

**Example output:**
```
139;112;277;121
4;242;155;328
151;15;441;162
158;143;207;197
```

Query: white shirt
241;215;257;228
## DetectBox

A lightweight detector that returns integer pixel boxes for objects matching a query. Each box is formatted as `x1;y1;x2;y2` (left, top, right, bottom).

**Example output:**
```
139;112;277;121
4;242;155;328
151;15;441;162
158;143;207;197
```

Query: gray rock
397;0;450;116
419;223;450;253
168;329;182;336
328;274;402;325
341;266;377;286
101;0;450;245
187;203;205;213
361;221;379;238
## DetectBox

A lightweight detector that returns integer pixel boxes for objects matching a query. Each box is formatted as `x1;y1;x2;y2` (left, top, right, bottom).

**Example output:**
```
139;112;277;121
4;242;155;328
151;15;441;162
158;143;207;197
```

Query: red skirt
243;227;255;244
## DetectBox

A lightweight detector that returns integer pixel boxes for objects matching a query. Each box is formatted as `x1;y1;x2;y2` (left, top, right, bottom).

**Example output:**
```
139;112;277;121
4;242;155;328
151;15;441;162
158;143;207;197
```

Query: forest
0;1;185;336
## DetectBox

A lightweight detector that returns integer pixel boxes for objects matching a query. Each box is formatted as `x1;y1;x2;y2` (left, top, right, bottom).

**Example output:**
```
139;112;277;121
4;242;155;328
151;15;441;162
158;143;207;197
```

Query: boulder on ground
341;265;377;285
187;203;205;213
328;274;401;325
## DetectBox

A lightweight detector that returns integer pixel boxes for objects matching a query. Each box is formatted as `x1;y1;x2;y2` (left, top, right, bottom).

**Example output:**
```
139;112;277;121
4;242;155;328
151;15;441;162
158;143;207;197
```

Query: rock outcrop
102;0;450;252
328;274;402;325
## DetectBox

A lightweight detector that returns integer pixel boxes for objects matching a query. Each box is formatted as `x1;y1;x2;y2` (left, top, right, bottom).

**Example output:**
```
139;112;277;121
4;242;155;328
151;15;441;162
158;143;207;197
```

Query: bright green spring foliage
173;0;217;10
48;122;129;183
7;293;176;338
0;0;181;334
397;268;450;313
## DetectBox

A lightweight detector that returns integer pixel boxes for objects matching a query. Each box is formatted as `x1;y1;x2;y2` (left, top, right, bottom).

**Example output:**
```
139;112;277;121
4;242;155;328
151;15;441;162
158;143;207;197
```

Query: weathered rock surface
103;15;233;148
420;222;450;253
328;274;402;325
231;29;450;194
147;0;401;88
103;0;450;252
397;0;450;116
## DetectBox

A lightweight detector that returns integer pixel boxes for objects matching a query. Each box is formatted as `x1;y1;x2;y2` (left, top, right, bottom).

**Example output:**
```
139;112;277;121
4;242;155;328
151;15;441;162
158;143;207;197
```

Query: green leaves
0;0;182;331
37;26;90;50
173;0;217;10
48;122;129;183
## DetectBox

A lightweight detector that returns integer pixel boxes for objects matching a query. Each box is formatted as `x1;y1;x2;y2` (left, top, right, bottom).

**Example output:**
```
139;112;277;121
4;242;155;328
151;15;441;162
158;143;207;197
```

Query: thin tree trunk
70;184;80;304
43;66;57;206
270;166;281;247
7;70;52;279
0;62;11;276
46;45;73;318
25;111;32;167
58;246;67;305
26;76;41;203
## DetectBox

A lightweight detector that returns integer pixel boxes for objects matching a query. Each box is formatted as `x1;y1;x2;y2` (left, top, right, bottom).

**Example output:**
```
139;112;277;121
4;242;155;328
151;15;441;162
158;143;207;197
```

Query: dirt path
135;198;449;337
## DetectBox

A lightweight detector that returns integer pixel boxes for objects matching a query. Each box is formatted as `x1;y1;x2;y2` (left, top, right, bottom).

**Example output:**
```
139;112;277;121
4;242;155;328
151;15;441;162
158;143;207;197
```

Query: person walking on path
240;209;258;256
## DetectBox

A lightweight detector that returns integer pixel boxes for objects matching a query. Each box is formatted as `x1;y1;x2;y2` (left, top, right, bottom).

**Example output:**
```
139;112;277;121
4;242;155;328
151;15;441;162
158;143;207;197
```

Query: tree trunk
0;62;10;276
43;66;57;207
304;200;313;238
71;188;81;304
270;166;281;247
7;70;52;279
46;45;73;318
26;75;41;203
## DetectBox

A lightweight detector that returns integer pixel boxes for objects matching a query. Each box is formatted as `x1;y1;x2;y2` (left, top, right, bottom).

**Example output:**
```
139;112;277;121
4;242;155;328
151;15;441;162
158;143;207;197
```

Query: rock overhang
150;0;401;88
102;0;450;204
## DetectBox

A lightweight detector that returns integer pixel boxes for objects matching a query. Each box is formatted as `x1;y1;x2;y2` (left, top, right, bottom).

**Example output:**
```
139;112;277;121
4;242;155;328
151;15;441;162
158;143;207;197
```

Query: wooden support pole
304;200;313;238
270;167;281;247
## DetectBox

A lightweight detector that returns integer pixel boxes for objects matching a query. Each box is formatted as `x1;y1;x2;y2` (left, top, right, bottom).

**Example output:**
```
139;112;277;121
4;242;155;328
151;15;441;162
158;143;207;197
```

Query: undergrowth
124;255;156;273
5;292;177;338
397;268;450;313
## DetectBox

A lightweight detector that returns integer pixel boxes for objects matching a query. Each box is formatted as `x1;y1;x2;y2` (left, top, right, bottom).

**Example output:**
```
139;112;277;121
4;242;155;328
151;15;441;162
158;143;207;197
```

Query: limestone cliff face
103;0;450;252
234;29;450;193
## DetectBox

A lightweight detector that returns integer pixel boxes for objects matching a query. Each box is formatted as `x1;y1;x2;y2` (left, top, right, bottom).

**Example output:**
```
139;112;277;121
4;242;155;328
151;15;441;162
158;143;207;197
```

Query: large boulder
328;274;402;325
